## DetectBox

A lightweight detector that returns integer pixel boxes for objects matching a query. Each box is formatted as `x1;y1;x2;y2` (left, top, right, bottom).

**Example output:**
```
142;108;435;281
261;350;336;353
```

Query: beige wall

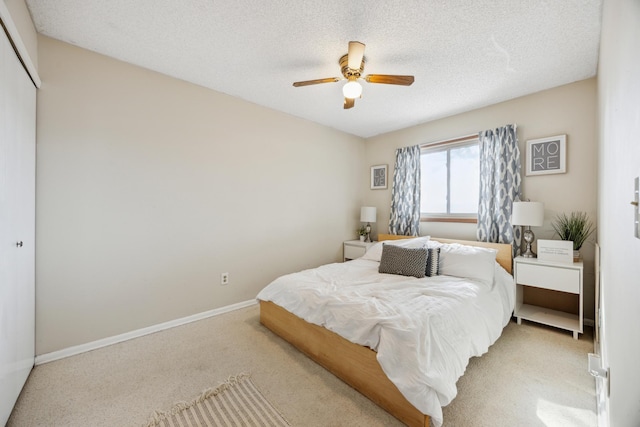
33;28;600;356
365;78;598;320
598;0;640;425
35;36;365;355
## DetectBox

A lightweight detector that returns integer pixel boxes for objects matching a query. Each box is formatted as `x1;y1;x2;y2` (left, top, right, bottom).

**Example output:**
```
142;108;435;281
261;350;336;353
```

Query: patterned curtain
389;145;421;236
476;124;522;255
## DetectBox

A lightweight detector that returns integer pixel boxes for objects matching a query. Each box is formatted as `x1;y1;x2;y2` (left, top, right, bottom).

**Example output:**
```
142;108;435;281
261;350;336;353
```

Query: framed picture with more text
371;164;388;189
526;135;567;176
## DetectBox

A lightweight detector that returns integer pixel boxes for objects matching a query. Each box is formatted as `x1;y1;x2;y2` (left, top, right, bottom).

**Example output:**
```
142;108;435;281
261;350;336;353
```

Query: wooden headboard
378;233;513;274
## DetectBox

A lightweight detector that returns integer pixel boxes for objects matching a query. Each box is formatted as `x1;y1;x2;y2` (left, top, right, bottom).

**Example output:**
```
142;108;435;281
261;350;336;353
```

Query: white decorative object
536;239;574;264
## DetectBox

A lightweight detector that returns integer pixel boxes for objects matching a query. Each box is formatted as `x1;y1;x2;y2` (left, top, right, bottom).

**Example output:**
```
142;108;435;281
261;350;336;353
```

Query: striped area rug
143;374;290;427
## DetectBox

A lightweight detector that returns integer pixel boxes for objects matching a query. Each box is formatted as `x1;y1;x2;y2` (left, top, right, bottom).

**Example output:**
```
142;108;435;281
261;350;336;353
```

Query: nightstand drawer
344;244;367;260
516;263;580;294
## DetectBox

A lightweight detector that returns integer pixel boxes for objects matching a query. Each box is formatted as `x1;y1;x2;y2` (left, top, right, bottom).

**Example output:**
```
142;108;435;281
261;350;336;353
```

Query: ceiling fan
293;41;415;109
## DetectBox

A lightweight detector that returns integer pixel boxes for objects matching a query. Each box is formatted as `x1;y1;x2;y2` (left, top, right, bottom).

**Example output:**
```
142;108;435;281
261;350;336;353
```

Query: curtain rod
419;123;518;149
419;133;478;149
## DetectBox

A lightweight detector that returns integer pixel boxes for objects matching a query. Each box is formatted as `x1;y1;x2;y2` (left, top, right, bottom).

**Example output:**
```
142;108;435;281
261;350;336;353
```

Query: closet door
0;26;36;425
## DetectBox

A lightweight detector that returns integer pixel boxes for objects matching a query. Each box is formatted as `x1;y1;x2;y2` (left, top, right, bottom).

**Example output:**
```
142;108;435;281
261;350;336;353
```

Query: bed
257;234;514;427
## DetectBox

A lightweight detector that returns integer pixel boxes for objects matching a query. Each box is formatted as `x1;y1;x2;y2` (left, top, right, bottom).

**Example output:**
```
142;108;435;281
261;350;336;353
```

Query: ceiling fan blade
365;74;415;86
343;97;355;109
347;41;365;70
293;77;340;87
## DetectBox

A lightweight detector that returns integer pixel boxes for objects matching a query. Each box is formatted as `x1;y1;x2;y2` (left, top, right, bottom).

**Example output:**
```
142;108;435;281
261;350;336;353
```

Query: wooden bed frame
259;235;513;427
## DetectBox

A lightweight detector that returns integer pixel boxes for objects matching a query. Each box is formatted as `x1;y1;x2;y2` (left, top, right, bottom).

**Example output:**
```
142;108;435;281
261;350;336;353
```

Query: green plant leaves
551;212;595;250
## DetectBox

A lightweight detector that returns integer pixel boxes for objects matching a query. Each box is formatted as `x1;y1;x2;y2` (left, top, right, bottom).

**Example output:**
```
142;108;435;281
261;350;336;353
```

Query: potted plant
551;211;595;261
357;226;367;241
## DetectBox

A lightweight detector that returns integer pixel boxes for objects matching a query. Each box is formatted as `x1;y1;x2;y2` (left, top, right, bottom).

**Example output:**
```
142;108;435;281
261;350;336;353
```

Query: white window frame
420;135;479;222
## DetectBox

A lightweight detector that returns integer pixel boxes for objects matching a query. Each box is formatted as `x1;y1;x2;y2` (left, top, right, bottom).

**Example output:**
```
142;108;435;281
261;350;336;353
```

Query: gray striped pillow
426;247;440;277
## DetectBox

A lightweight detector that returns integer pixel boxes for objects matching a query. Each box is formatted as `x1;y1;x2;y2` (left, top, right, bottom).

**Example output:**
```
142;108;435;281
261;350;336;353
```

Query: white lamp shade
360;206;377;223
343;80;363;99
511;201;544;226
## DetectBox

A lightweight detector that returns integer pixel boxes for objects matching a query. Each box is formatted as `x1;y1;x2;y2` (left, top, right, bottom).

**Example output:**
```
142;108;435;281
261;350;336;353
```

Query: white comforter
256;258;515;427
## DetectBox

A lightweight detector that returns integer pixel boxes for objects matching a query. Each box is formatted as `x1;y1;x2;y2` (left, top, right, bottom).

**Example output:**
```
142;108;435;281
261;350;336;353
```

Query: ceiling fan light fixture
343;79;362;99
292;41;414;109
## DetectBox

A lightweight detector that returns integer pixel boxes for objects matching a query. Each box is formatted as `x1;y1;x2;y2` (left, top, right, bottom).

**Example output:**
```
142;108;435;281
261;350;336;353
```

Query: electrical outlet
221;272;229;285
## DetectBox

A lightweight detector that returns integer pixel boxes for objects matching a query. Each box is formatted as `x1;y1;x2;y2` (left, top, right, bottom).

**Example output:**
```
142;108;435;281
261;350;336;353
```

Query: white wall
365;79;598;319
3;0;37;68
597;0;640;425
35;36;366;355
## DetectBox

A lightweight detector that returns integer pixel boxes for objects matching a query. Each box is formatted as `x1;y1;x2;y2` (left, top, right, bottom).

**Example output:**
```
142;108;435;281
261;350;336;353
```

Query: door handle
16;241;23;247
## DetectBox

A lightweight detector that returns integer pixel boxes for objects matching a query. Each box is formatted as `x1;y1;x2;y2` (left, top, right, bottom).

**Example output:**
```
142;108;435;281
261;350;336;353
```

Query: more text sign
526;135;567;176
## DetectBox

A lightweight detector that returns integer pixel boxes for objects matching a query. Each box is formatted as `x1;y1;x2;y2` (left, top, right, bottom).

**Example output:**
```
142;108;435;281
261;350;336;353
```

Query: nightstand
343;240;376;261
513;256;583;339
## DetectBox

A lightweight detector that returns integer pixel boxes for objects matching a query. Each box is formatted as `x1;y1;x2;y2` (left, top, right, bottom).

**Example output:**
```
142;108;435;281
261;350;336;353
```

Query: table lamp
511;201;544;258
360;207;377;242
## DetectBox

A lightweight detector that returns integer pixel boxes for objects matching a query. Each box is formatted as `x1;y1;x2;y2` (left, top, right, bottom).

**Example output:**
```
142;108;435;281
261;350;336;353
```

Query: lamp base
365;223;372;243
522;228;536;258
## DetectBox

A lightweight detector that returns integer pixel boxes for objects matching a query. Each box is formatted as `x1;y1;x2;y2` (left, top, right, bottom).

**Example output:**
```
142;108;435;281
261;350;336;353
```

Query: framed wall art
526;135;567;176
371;164;387;189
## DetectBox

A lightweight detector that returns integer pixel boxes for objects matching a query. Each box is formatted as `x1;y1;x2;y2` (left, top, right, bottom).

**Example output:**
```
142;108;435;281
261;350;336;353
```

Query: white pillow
426;240;443;249
436;242;497;285
361;236;431;262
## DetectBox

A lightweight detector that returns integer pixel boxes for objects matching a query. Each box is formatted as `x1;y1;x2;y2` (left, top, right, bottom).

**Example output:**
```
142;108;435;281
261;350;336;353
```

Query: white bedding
256;257;515;427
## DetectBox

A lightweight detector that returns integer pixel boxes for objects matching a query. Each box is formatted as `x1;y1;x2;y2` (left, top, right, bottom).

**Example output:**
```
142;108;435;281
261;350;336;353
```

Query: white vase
359;235;365;242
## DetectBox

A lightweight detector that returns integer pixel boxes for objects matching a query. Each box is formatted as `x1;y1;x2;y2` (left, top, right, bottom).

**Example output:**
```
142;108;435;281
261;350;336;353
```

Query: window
420;137;479;221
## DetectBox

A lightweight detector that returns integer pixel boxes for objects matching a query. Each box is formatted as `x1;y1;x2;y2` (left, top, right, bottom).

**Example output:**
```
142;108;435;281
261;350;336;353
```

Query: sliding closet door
0;26;36;425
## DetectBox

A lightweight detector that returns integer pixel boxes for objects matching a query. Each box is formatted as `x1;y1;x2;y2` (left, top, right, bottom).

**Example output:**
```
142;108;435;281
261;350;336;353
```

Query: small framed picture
371;164;387;189
526;135;567;176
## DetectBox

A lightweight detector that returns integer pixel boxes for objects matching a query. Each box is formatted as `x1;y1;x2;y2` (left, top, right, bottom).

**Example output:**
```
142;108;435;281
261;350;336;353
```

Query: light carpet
8;304;596;427
144;374;289;427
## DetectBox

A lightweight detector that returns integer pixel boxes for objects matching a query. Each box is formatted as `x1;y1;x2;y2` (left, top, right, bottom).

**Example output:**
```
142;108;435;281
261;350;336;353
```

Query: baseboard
35;299;257;365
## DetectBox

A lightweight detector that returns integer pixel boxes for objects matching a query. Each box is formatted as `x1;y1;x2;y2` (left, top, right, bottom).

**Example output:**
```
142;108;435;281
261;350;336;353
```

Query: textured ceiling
25;0;602;138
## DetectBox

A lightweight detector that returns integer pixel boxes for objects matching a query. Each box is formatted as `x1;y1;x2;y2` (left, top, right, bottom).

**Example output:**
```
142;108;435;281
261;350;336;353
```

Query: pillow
437;243;497;285
425;247;440;277
426;239;443;249
361;236;431;262
378;244;428;278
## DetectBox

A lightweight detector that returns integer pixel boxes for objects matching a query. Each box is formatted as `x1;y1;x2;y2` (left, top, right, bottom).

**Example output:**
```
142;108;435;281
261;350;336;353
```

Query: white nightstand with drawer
514;256;583;339
343;240;376;261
